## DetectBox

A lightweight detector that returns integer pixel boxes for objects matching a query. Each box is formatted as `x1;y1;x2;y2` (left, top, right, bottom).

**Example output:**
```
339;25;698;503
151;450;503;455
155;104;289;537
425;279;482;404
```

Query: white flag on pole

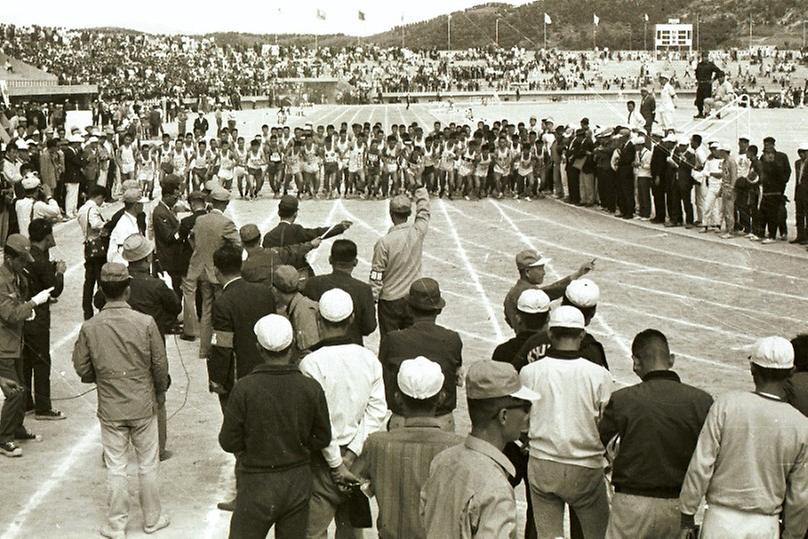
644;13;649;22
544;13;552;25
593;14;600;26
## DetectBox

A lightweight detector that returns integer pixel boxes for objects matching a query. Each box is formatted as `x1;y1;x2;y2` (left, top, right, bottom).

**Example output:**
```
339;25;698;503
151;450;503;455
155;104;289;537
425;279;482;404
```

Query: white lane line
496;203;808;304
490;200;633;360
439;200;504;341
502;202;808;286
0;427;99;539
308;200;341;273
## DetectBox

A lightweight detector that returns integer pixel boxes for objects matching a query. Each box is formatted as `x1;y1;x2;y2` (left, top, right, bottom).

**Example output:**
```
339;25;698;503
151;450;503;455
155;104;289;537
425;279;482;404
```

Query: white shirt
520;354;612;469
299;342;387;468
77;199;104;240
691;145;710;183
636;147;653;178
15;197;62;238
107;211;140;265
736;153;751;178
627;109;646;131
660;82;677;112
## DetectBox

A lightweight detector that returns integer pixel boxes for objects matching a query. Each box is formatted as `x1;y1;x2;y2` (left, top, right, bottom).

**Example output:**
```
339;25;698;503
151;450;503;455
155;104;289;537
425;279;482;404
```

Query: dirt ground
1;102;807;539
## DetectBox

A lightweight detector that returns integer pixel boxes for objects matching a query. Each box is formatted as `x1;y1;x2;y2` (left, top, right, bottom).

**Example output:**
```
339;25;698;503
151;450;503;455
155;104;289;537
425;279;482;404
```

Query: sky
2;0;533;37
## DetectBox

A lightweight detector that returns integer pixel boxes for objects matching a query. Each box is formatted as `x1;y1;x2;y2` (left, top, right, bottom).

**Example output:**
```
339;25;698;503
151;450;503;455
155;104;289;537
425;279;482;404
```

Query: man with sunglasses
520;305;613;539
421;360;539;538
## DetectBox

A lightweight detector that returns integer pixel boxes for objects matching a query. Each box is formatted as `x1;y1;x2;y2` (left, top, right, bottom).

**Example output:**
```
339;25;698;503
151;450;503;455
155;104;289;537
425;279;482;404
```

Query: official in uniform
262;195;351;280
371;186;431;341
177;191;208;340
694;52;721;119
503;249;593;330
94;234;180;461
185;186;239;359
151;175;184;299
303;239;377;346
219;314;332;538
0;234;52;457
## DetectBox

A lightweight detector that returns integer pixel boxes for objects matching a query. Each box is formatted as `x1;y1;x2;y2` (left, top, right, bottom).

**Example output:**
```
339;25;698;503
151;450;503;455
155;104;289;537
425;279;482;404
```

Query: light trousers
701;182;722;227
65;183;80;217
700;504;778;539
100;414;162;533
605;492;679;539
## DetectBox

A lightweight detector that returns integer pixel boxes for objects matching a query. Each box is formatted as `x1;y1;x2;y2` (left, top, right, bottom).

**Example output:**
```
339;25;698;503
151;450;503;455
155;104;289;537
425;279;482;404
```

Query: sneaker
15;430;42;442
698;227;710;233
144;515;171;534
761;238;775;245
745;233;754;239
779;235;788;241
0;441;22;457
35;409;66;421
749;234;761;241
159;450;173;462
719;233;733;239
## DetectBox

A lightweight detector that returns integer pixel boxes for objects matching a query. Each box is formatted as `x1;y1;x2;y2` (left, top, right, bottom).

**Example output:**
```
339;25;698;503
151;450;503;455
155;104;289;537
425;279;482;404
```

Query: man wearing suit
151;176;183;299
640;87;656;135
262;195;351;281
791;143;808;245
208;244;275;411
378;278;462;432
184;186;239;359
614;127;637;219
303;239;376;346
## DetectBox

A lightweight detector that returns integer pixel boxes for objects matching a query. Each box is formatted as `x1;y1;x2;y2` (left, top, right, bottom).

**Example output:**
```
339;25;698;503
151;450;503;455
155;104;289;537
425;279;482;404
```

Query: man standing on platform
371;186;430;340
694;52;721;119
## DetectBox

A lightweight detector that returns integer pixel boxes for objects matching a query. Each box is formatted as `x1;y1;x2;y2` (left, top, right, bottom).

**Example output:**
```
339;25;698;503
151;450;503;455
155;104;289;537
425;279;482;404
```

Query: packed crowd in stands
0;26;807;539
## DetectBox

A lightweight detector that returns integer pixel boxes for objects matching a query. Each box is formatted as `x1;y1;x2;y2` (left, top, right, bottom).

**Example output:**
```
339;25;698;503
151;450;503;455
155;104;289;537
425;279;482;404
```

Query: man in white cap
421;360;539;538
599;329;713;539
107;188;144;266
185;185;239;358
698;141;724;233
657;73;677;131
14;172;61;239
219;314;332;538
355;356;463;539
520;305;612;539
299;288;387;538
689;133;709;226
370;185;430;341
504;249;594;330
680;336;808;539
716;143;738;239
561;278;608;370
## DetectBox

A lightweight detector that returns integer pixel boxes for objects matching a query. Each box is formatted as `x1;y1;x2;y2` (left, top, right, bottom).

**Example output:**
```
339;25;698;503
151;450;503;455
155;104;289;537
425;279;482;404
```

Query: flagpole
544;20;547;49
749;15;753;52
495;19;499;47
447;14;451;51
643;20;647;50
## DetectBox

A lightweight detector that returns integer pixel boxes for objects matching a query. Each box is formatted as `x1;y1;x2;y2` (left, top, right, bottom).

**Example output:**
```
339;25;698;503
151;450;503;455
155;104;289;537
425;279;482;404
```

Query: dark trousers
696;82;712;115
667;176;694;225
651;175;667;222
504;442;536;539
795;186;807;239
377;298;413;342
637;177;652;218
83;257;105;320
567;166;581;203
0;357;26;444
229;465;312;539
22;332;51;413
597;169;616;212
616;167;635;218
759;194;787;239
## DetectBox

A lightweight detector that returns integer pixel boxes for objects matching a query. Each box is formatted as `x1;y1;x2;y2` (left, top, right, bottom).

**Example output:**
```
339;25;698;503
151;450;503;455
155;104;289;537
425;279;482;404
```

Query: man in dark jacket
758;137;792;242
650;132;672;224
219;314;331;537
303;239;376;345
151;176;184;299
640;87;656;135
378;278;461;431
208;243;276;410
262;195;351;280
614;127;637;219
22;219;66;420
599;329;712;537
694;52;721;118
240;224;319;287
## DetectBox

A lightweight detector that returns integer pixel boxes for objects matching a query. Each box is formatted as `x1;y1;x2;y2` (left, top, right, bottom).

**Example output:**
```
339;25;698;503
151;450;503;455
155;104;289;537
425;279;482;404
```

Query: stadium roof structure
0;53;97;102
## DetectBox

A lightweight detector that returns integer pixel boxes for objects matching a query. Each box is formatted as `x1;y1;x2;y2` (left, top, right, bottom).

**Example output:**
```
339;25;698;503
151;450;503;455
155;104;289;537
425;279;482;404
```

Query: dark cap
408;278;446;311
278;195;299;215
273;265;300;294
100;263;131;283
239;224;261;243
762;136;776;144
5;234;34;262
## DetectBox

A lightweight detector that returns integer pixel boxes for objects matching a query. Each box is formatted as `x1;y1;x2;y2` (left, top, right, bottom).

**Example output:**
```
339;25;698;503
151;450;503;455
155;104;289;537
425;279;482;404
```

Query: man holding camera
14;172;62;240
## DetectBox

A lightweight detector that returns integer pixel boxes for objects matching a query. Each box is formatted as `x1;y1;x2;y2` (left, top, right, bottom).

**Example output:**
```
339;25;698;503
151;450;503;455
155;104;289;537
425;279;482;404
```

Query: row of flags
543;13;650;25
315;9;366;21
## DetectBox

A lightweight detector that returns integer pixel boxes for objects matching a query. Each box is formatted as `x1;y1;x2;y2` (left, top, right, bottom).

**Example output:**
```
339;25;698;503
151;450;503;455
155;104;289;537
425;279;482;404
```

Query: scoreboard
654;20;693;53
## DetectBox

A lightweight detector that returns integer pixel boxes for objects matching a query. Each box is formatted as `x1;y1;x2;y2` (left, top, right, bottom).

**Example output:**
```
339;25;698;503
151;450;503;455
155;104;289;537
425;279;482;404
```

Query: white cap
88;136;99;144
717;143;731;152
651;125;665;137
253;314;294;352
548;305;585;330
15;139;29;150
517;289;551;314
21;172;41;190
750;336;794;369
67;134;83;143
663;134;677;143
677;135;690;146
565;279;600;308
633;135;646;145
319;288;354;323
798;142;808;152
397;356;445;399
